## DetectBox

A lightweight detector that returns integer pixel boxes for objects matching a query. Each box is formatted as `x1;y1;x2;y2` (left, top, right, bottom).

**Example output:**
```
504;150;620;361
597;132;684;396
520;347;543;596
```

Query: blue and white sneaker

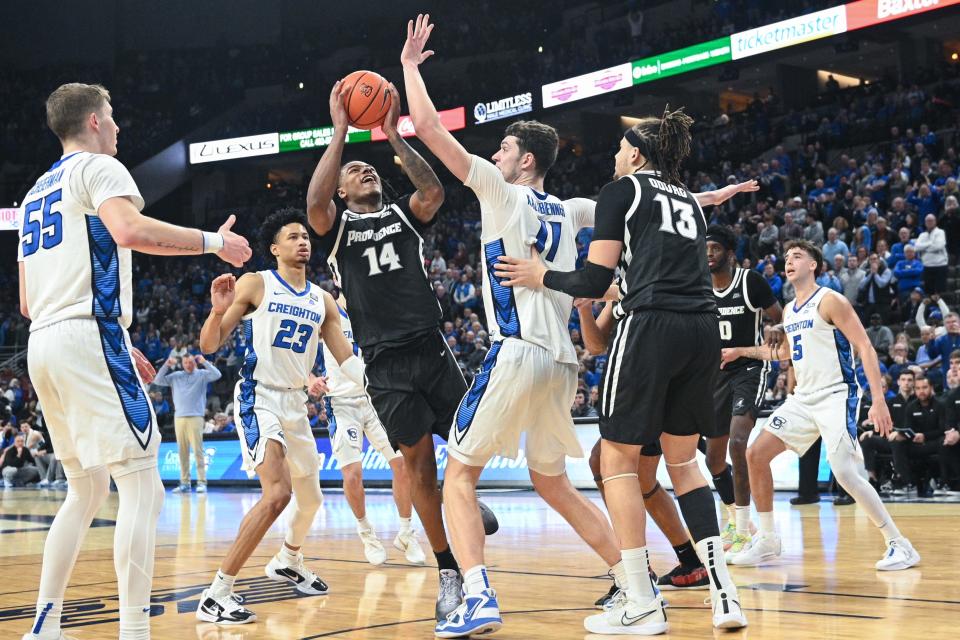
434;588;502;638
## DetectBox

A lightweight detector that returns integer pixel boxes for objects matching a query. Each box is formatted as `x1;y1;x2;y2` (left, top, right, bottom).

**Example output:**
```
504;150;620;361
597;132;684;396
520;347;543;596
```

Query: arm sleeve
76;154;145;214
591;178;636;242
464;155;516;231
745;270;778;311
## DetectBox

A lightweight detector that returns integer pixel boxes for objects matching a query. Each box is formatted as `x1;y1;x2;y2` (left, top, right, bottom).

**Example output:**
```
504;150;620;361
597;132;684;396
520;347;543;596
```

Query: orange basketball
341;70;392;130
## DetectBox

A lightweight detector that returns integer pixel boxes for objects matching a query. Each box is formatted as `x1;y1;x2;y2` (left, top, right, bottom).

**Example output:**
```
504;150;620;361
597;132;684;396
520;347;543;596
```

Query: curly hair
260;207;310;259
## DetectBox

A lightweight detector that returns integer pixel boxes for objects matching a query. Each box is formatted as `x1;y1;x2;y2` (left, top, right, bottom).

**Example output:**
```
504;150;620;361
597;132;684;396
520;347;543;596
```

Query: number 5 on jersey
362;242;403;276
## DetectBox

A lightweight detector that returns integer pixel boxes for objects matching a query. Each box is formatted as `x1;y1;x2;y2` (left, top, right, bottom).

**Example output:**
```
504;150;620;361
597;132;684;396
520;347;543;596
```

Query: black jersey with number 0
714;267;778;370
593;171;714;315
319;195;440;359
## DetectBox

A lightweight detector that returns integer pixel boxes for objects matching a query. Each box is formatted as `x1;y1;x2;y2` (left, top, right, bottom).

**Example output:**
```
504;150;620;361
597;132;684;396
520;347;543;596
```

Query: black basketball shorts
364;330;468;449
599;310;719;446
707;363;768;438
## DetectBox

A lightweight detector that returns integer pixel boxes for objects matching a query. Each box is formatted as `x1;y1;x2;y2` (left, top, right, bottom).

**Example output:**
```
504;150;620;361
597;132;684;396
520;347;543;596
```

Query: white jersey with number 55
464;156;594;365
18;151;143;331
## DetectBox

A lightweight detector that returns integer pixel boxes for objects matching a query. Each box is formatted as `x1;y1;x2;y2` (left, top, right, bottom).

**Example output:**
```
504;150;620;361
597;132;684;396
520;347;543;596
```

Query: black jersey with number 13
319;195;440;359
593;171;715;316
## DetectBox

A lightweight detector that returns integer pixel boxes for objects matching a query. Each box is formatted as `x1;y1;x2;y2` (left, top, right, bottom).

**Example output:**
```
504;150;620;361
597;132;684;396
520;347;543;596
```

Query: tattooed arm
381;83;444;224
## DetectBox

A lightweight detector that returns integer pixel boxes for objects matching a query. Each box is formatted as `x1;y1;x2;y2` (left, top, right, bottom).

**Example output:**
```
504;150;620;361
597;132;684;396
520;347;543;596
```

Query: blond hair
46;83;111;141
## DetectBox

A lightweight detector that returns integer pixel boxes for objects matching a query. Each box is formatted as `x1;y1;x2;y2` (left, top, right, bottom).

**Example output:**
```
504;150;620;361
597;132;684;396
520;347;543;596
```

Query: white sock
29;599;63;640
735;506;751;535
725;503;736;524
210;570;236;598
463;565;491;595
357;516;372;531
621;548;656;604
695;537;736;594
398;516;412;534
279;544;300;566
118;605;150;640
610;560;627;590
758;511;775;535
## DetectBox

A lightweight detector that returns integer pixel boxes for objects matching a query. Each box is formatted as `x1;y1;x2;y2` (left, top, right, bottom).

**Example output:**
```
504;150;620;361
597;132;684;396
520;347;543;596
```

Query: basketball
341;69;392;130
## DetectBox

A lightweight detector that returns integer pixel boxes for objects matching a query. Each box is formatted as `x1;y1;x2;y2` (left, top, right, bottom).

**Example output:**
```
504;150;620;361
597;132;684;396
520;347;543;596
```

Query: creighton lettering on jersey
239;270;325;390
316;304;365;399
714;267;778;370
783;287;857;395
18;152;144;331
464;156;595;365
594;171;714;317
320;195;440;359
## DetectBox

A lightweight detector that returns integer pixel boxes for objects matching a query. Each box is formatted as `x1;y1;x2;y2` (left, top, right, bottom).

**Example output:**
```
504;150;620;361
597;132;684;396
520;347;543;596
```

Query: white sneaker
710;587;748;629
265;554;329;595
358;526;387;565
583;593;669;635
393;528;426;565
196;482;207;494
730;532;782;566
875;537;920;571
196;589;257;624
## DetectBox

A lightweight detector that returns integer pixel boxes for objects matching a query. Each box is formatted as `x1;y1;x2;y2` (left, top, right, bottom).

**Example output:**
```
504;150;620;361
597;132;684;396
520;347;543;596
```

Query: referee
153;352;222;492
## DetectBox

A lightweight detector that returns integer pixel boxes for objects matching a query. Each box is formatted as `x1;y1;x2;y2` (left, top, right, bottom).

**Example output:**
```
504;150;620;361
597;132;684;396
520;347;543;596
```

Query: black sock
434;547;459;572
677;486;721;543
673;540;703;568
711;464;735;507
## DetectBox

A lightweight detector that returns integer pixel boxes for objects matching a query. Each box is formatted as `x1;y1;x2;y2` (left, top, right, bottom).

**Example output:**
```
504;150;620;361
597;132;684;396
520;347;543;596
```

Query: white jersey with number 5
464;156;594;365
318;303;364;398
18;151;143;331
782;287;857;395
240;270;326;389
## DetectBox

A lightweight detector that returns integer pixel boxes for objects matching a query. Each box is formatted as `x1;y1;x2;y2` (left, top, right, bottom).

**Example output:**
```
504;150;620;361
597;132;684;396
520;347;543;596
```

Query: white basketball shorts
326;394;400;467
235;381;319;479
763;384;863;457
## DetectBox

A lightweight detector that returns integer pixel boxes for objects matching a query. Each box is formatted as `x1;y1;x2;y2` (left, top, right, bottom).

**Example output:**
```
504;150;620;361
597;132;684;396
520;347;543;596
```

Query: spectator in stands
889;227;912;267
941;423;960;492
2;433;40;487
916;213;949;294
816;261;842;293
780;212;803;243
866;314;894;355
941;195;960;262
762;261;783;301
452;273;478;313
893;245;924;304
925;313;960;382
893;375;944;497
571;389;596;418
839;255;865;308
915;293;951;333
888;343;918;381
858;254;894;322
822;227;849;265
764;372;788;405
153;353;222;493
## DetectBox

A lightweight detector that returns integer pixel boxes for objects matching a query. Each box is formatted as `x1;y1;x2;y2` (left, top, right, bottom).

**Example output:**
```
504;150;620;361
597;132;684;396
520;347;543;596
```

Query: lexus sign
474;92;534;124
189;132;280;164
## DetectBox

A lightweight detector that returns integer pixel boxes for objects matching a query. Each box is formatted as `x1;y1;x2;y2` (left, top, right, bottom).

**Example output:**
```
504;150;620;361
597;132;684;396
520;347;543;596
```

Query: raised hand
401;13;436;67
329;80;349;131
381;83;402;138
210;274;237;314
216;215;252;268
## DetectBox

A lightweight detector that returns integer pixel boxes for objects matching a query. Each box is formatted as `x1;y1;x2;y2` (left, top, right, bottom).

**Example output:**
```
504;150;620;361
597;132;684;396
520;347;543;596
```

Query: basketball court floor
1;487;957;639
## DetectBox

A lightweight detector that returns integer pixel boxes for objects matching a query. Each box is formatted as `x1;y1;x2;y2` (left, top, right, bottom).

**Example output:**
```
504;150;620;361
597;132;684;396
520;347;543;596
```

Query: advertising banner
0;208;18;232
845;0;960;31
474;92;534;124
541;63;633;108
632;37;732;85
188;132;280;164
730;5;847;60
369;106;466;141
279;126;371;152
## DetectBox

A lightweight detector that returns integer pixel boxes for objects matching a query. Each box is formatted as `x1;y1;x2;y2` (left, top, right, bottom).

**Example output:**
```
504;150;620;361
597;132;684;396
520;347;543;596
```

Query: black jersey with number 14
318;195;440;359
714;267;778;370
593;171;715;316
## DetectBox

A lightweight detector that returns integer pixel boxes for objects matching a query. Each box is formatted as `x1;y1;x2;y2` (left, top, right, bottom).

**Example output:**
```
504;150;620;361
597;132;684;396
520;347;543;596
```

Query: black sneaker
833;493;855;506
656;564;710;590
594;583;619;609
789;494;820;505
196;589;257;625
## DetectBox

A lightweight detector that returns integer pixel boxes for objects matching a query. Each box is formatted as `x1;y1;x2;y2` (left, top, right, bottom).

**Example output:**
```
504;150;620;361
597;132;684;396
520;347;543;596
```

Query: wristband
202;231;224;254
340;355;365;388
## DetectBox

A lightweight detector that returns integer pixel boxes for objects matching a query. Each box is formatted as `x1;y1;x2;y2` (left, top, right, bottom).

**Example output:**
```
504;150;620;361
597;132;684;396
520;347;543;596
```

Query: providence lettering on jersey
320;195;440;358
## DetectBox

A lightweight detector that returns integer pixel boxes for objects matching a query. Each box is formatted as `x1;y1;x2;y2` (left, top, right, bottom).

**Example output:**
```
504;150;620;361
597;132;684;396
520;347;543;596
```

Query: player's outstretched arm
380;83;444;224
198;273;262;353
694;179;759;207
401;13;472;183
821;292;893;435
578;299;615;355
319;292;365;388
98;198;251;267
306;82;350;236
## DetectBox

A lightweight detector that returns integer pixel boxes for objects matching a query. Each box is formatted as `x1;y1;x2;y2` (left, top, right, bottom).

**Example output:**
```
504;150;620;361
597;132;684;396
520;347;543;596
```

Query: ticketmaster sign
730;5;847;60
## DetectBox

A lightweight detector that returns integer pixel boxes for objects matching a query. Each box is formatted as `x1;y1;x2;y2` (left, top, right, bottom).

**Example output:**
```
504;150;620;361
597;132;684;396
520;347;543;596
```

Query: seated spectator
892;374;944;497
862;370;914;488
888;343;918;381
924;313;960;383
892;245;924;304
452;273;478;311
822;227;849;265
571;389;597;418
764;372;788;405
816;261;842;293
941;425;960;492
2;433;40;487
866;314;894;355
